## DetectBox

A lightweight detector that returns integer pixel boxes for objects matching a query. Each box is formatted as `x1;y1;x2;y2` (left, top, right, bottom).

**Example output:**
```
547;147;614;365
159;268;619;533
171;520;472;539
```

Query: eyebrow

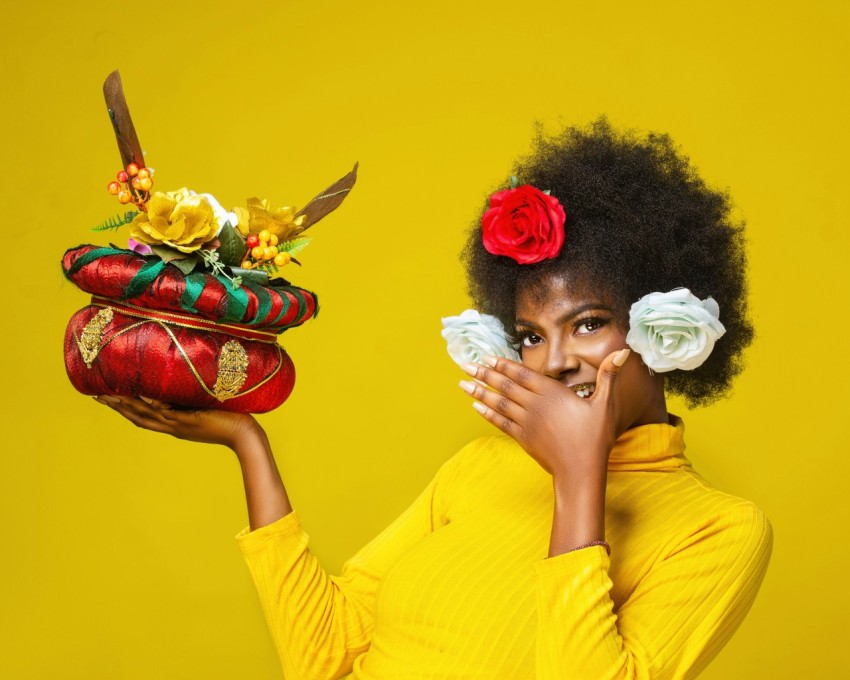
515;303;614;330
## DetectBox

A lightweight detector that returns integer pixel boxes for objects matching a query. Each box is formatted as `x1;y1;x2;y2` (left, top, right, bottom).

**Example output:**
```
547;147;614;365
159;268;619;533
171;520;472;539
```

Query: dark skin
458;274;667;556
95;273;668;556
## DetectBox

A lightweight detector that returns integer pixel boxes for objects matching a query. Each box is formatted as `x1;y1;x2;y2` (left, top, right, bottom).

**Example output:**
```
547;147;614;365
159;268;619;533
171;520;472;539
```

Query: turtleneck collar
607;414;689;472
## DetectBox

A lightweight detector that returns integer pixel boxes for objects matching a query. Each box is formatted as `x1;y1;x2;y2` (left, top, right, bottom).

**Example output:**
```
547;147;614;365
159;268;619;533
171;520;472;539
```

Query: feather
103;70;145;171
293;163;358;233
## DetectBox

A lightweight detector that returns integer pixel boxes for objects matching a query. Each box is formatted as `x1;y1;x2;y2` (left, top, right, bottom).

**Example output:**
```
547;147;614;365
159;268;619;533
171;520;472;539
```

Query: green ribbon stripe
217;279;247;323
180;273;207;314
65;247;318;328
123;259;166;299
64;247;127;278
245;282;273;325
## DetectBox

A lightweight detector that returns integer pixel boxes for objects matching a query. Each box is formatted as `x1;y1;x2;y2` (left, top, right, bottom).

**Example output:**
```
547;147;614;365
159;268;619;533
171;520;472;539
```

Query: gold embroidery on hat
212;340;250;401
76;307;114;368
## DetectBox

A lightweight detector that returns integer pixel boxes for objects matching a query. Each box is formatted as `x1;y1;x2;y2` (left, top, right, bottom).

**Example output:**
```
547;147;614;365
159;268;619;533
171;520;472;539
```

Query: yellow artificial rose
245;197;306;240
130;188;220;253
233;206;250;237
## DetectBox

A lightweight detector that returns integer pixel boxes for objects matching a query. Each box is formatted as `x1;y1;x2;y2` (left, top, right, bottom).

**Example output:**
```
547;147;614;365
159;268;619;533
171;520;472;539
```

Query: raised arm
95;395;459;680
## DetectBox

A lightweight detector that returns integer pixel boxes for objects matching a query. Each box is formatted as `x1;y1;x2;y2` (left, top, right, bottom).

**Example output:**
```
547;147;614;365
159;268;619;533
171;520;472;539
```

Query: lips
569;382;596;398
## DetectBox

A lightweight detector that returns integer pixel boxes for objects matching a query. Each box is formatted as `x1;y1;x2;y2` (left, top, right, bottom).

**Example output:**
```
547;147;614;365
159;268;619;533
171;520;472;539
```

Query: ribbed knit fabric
237;417;772;679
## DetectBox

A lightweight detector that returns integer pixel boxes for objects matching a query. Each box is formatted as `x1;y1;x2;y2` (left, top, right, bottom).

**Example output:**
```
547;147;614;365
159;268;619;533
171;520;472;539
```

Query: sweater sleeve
235;453;460;680
534;503;773;680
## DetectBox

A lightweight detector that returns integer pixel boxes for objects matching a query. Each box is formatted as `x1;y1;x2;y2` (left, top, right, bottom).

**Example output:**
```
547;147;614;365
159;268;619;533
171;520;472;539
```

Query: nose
543;340;581;381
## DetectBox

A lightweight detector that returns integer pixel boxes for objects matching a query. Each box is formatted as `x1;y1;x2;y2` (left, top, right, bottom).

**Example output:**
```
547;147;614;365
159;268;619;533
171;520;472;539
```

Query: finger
96;395;178;426
470;400;522;436
590;348;630;406
459;379;526;423
139;396;172;410
139;396;180;421
459;358;541;405
95;396;177;434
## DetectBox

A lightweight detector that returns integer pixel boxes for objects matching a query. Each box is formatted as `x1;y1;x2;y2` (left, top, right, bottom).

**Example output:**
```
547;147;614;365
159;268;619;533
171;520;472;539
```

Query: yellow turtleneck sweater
237;418;772;679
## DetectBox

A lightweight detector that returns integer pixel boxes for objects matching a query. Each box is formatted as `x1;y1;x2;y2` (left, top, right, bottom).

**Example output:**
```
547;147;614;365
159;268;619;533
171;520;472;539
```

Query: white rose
441;309;521;366
626;288;726;373
198;193;239;235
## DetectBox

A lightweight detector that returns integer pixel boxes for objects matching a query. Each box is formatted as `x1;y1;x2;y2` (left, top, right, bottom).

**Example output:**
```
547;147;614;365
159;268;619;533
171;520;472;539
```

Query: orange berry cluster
107;162;153;209
241;230;292;270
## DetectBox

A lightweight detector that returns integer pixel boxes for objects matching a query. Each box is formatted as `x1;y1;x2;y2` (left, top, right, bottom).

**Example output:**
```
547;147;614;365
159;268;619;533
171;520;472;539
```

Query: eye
575;317;607;335
517;331;544;348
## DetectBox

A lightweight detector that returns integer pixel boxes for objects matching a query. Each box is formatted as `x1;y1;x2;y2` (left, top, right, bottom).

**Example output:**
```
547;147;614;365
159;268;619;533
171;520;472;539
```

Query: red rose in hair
481;185;566;264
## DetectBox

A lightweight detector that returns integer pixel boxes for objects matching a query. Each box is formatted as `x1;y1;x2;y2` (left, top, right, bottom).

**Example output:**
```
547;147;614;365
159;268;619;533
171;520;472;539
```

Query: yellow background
1;1;846;677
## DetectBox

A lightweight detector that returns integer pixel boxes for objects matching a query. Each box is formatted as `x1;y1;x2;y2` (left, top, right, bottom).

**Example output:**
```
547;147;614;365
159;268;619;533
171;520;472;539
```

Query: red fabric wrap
62;245;317;331
61;245;316;413
65;304;295;413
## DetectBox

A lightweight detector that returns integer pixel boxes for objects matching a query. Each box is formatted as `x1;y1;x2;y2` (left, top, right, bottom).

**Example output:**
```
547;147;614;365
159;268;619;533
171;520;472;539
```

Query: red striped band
90;296;281;344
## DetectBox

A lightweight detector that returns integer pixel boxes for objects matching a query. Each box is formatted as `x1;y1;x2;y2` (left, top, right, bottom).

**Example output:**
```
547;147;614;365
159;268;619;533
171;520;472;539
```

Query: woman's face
515;274;668;435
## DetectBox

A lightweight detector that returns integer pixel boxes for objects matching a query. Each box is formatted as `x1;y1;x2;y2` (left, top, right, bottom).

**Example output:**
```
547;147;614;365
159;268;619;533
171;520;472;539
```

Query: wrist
548;470;607;558
550;441;611;481
231;421;272;464
552;475;606;513
231;422;293;529
552;463;607;496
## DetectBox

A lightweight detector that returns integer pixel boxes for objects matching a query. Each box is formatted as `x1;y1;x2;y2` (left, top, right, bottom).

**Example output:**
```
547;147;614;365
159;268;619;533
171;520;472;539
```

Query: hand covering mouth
569;382;596;398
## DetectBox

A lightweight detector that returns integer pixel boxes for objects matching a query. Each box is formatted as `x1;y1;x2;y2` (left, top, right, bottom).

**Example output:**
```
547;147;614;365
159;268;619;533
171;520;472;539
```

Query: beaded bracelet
567;540;611;556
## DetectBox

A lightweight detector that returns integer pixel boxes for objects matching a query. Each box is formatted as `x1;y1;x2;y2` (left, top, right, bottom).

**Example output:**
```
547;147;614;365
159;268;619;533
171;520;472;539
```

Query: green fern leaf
92;210;139;232
258;261;279;275
278;237;311;257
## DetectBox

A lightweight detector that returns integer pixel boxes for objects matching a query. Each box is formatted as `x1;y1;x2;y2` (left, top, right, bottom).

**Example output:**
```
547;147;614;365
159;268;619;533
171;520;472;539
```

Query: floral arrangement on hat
95;71;356;288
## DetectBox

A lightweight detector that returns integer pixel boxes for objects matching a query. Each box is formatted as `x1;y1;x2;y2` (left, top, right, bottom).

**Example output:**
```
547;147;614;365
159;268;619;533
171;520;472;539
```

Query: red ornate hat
62;71;356;413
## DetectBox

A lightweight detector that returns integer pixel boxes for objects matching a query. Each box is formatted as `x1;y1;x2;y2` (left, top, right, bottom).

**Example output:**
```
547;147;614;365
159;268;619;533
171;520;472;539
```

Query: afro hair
464;118;753;407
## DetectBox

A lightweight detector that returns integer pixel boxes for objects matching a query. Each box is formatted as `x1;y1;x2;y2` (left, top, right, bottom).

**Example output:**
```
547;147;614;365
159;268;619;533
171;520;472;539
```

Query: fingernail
459;380;476;394
613;348;631;367
472;401;487;414
460;363;479;377
140;396;153;404
482;356;497;367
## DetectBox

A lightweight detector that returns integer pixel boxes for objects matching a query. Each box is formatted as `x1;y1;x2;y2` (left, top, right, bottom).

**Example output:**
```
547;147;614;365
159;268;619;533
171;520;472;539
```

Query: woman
96;119;772;679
